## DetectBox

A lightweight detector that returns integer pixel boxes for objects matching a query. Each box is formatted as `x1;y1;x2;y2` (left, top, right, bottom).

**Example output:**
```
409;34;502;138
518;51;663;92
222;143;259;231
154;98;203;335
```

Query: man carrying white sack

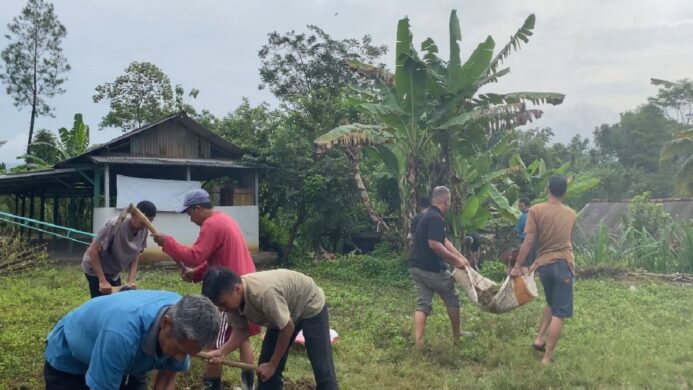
511;175;576;365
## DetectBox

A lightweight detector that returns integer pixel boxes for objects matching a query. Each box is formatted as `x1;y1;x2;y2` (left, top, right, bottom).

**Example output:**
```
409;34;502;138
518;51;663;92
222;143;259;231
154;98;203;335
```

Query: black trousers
258;306;338;390
85;273;121;298
44;361;147;390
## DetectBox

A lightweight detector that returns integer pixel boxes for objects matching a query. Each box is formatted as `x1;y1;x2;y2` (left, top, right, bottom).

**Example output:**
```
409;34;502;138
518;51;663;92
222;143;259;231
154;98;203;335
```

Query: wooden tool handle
195;354;257;371
130;204;187;272
130;205;160;235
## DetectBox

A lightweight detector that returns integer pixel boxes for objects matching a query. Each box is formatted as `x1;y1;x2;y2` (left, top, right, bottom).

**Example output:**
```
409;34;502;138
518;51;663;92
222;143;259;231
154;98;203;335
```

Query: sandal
532;343;546;352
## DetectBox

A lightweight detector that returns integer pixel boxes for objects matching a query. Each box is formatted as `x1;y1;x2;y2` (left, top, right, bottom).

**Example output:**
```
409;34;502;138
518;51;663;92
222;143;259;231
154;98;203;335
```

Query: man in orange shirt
511;175;576;365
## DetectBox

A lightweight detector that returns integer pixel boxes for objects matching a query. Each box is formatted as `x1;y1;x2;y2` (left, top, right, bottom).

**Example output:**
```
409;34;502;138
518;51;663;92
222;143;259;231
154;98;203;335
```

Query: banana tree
317;10;564;243
314;124;394;231
21;113;90;166
660;128;693;195
521;158;601;202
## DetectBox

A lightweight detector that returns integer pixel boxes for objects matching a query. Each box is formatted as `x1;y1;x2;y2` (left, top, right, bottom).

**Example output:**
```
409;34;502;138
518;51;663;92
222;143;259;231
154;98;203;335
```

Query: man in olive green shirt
201;268;338;390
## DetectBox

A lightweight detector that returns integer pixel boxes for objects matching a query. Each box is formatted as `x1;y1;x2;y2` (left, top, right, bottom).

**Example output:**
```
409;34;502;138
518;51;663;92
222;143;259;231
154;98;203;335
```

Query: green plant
317;10;564;242
577;220;693;273
480;260;507;282
259;213;289;259
2;262;693;389
622;192;672;237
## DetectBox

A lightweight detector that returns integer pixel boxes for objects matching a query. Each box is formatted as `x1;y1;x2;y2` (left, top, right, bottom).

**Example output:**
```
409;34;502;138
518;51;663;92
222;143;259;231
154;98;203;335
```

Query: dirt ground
576;266;693;286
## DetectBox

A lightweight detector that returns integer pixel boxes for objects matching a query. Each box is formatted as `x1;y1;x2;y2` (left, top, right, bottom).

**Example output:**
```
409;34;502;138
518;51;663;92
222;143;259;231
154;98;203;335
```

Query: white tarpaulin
116;175;201;212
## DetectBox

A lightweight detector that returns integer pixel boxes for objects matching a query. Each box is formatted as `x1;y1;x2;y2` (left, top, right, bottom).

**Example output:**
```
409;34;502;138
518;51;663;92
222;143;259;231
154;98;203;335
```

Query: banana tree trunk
346;146;388;231
401;155;419;249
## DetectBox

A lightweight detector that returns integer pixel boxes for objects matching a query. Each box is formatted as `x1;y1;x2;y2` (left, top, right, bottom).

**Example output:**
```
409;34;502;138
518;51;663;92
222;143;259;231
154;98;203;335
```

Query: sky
1;0;693;167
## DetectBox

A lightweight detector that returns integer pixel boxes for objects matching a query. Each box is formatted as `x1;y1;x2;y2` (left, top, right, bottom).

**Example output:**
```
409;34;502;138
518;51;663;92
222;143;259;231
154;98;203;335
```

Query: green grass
1;257;692;389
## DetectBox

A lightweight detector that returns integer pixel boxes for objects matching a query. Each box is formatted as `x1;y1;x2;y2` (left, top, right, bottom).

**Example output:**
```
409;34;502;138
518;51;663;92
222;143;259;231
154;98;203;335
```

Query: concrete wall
93;206;259;262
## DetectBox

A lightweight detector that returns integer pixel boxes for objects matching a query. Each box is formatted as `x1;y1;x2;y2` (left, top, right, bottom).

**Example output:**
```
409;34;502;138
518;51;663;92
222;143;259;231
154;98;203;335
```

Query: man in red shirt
153;189;259;390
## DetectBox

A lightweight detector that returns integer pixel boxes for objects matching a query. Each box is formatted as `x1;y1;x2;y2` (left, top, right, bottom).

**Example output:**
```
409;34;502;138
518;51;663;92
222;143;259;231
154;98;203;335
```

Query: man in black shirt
409;186;470;351
408;195;431;247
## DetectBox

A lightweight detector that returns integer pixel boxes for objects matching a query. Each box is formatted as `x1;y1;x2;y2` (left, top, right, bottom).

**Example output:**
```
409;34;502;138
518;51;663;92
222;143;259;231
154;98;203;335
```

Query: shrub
622;192;672;237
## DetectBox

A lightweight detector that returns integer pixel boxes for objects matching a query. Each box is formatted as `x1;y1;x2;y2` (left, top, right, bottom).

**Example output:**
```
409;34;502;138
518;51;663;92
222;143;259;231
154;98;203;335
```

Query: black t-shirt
409;206;448;272
410;210;426;234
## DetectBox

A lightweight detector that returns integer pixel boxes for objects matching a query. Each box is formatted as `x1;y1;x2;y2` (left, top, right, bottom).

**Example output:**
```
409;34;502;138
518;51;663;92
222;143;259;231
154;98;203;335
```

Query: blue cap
178;189;211;213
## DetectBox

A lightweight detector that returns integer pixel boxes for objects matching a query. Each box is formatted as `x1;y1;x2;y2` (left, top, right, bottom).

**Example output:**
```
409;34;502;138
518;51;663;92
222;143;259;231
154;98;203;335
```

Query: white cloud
0;0;692;166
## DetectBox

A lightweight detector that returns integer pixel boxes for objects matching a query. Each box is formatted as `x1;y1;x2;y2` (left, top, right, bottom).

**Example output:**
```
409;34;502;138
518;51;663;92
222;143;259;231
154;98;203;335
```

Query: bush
259;213;289;258
480;260;507;282
576;221;693;273
622;192;672;237
0;232;49;276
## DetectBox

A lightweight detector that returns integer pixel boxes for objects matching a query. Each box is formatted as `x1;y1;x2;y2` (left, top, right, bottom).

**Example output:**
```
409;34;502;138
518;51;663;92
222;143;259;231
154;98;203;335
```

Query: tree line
1;0;691;261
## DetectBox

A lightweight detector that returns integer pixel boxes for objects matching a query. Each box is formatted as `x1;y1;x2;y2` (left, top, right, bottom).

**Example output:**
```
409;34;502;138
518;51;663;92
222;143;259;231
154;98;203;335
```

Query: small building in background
0;112;267;261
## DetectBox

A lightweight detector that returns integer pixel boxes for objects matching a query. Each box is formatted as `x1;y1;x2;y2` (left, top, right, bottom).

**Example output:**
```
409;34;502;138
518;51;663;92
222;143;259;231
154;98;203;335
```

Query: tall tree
257;26;388;259
649;78;693;125
0;0;70;156
93;61;198;131
593;104;681;172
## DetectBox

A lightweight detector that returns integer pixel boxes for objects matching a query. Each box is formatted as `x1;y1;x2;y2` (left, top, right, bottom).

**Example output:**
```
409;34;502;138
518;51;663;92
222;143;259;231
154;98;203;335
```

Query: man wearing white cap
153;189;258;390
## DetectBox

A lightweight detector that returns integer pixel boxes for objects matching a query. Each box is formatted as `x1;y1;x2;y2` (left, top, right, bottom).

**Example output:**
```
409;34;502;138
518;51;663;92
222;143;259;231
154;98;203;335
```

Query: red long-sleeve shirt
162;211;256;282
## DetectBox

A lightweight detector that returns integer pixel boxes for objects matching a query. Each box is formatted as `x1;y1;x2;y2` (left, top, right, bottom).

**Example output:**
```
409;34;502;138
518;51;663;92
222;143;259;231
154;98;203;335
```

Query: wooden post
67;187;76;255
52;191;59;225
93;168;102;208
104;164;110;208
28;192;35;240
39;192;45;240
14;192;19;214
254;171;259;206
52;191;59;251
20;194;26;235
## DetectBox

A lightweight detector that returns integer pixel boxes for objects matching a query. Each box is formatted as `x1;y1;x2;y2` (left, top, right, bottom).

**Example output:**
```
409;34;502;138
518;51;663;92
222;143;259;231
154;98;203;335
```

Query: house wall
131;121;211;158
93;206;259;262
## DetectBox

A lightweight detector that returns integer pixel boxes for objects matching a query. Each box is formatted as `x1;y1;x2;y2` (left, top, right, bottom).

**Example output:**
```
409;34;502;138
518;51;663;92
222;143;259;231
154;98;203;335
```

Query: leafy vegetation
93;61;199;131
0;262;691;389
577;221;693;274
316;11;565;242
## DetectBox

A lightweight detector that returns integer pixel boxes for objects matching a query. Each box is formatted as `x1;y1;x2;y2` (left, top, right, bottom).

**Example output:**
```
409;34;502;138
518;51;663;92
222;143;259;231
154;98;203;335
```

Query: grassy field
0;256;692;389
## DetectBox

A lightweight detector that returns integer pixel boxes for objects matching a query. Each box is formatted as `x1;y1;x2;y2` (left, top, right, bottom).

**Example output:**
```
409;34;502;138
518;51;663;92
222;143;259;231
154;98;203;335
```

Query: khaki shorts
409;267;460;315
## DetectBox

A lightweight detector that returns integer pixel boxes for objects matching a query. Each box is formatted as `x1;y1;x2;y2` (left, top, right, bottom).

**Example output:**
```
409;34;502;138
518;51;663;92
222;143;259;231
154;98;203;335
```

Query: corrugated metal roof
55;112;244;168
575;199;693;245
89;155;268;169
0;167;78;181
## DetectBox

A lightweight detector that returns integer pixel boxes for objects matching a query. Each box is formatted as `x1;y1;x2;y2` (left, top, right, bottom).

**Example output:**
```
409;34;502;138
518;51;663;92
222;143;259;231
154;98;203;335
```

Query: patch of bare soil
576;266;629;280
283;377;316;390
577;266;693;286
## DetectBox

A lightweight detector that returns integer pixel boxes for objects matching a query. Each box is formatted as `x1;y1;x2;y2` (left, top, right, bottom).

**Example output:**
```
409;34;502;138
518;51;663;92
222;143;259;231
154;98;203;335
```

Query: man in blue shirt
515;198;531;242
44;291;221;390
511;198;534;271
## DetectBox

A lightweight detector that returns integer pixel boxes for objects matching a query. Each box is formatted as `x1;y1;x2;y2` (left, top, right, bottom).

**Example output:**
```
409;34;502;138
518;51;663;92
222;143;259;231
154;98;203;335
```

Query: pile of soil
475;284;500;306
283;377;316;390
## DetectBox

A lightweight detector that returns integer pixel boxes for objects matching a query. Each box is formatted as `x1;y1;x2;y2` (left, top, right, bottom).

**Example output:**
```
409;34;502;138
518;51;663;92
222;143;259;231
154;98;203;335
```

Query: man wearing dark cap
510;175;576;364
82;200;157;298
152;189;258;390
